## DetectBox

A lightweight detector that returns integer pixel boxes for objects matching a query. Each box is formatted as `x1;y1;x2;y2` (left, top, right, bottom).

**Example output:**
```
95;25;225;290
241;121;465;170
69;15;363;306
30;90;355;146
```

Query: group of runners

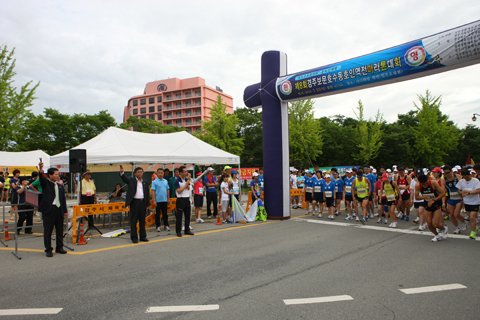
289;164;480;242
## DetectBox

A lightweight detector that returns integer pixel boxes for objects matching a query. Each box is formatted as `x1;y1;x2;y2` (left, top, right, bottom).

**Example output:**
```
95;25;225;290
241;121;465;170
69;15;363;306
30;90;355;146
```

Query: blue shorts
447;198;462;206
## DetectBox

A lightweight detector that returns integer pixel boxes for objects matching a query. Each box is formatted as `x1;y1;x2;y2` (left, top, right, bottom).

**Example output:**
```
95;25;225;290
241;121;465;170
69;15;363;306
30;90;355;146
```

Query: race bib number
325;191;333;197
386;194;395;201
449;191;460;199
86;190;92;196
306;187;313;193
198;187;204;194
233;187;239;194
335;186;339;192
260;182;264;187
357;188;366;195
314;186;322;193
346;186;352;193
423;193;435;201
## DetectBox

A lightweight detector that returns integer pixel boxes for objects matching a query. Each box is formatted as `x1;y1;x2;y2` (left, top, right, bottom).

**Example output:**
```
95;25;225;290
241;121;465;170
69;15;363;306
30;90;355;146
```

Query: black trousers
17;204;34;234
175;198;191;234
130;199;147;241
206;191;218;217
81;195;95;228
155;202;169;227
43;205;64;253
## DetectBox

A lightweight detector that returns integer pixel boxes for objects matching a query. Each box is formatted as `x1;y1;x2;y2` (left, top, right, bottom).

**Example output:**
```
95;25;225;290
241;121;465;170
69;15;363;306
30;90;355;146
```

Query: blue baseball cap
230;170;238;174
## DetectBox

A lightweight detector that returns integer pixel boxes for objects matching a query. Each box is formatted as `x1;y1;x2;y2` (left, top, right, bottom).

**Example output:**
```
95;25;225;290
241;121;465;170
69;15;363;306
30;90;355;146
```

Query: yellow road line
0;221;277;255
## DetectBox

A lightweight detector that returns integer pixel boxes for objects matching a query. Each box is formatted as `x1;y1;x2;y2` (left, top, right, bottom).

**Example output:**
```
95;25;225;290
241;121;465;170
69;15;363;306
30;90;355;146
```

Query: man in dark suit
120;166;150;243
38;162;68;257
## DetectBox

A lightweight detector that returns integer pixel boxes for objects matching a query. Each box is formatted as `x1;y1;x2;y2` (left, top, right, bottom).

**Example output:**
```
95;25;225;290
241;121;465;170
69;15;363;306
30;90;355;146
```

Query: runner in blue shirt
303;170;316;214
312;171;325;217
333;171;344;216
258;167;264;192
323;174;336;220
344;169;357;220
365;167;377;219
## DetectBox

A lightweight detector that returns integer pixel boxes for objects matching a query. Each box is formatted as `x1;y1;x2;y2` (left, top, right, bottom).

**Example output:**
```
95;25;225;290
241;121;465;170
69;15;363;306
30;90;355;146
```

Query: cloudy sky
2;0;480;127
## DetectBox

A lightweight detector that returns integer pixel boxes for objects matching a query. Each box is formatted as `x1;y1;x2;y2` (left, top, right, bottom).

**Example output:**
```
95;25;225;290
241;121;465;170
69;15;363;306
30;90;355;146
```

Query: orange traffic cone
77;223;87;245
4;220;12;241
215;213;222;225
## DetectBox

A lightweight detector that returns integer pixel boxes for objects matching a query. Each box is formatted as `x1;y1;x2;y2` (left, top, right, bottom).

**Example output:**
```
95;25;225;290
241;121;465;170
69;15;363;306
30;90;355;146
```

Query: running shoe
453;227;461;234
384;219;388;224
461;223;467;232
355;216;360;222
292;205;297;209
461;208;466;213
397;212;402;218
335;210;339;216
360;218;366;225
197;218;205;223
392;222;397;228
352;213;357;218
156;227;161;232
476;227;480;234
222;220;228;224
165;226;170;231
464;216;470;221
406;216;410;222
377;218;382;223
423;223;428;229
444;215;450;220
330;215;334;220
442;225;448;239
400;214;406;220
470;231;476;240
345;215;352;220
418;225;425;231
369;213;375;219
431;235;442;242
318;213;322;218
413;217;419;224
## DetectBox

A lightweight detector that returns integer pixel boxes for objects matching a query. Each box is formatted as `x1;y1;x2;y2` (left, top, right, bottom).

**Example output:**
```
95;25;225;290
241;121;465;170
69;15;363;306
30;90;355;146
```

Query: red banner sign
240;168;259;179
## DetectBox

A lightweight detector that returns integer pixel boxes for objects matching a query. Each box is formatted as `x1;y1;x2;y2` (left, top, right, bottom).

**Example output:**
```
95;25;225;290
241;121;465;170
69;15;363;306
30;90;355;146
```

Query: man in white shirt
456;168;480;239
174;166;194;237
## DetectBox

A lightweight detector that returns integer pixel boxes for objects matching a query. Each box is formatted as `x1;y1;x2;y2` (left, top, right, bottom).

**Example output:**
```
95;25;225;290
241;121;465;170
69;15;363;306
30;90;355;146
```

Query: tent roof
50;127;240;167
0;150;51;168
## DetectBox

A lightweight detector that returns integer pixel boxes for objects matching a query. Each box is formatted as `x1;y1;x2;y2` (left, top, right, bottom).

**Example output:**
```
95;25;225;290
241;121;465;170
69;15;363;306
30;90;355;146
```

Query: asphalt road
1;209;479;320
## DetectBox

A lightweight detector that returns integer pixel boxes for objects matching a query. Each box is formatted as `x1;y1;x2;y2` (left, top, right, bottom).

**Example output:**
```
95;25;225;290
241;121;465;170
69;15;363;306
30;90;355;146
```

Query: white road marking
284;295;353;305
146;305;219;313
298;219;479;240
399;283;467;294
0;308;62;316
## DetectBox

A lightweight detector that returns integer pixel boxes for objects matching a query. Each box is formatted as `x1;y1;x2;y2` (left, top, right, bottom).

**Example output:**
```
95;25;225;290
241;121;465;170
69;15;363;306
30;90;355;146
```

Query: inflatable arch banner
244;20;480;220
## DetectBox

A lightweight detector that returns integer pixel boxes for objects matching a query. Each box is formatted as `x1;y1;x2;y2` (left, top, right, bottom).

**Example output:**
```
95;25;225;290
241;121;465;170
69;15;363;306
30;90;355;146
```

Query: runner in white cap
344;169;356;220
323;174;336;219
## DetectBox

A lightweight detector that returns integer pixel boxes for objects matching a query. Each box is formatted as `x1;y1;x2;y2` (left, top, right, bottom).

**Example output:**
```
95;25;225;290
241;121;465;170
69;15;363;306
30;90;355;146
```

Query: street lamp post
472;113;480;122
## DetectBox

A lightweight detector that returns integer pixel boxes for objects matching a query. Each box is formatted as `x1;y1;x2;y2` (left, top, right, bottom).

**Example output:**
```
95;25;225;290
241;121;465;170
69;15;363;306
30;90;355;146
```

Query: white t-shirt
410;179;423;203
290;174;297;189
456;178;480;205
221;182;230;201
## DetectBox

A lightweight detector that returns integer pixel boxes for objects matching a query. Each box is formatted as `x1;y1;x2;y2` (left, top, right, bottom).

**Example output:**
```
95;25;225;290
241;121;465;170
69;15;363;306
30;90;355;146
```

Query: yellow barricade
72;199;177;244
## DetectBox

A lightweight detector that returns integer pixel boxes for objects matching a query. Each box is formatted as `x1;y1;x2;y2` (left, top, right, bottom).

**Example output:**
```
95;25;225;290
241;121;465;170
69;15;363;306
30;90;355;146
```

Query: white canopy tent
50;127;240;170
0;150;51;173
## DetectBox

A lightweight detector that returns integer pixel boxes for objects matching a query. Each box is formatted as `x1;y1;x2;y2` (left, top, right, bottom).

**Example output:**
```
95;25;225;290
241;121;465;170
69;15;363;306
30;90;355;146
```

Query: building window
176;111;182;118
186;119;192;125
196;118;201;124
140;115;146;119
185;92;192;98
166;94;172;100
132;100;138;106
176;120;182;126
149;97;155;104
195;90;201;96
176;102;182;108
140;98;146;105
185;110;191;116
149;115;155;120
166;103;172;110
149;106;154;113
195;100;201;106
166;121;172;126
132;109;138;115
185;101;192;107
157;96;162;103
157;114;162;120
195;109;201;115
166;112;172;118
140;107;146;114
175;93;182;99
157;105;162;112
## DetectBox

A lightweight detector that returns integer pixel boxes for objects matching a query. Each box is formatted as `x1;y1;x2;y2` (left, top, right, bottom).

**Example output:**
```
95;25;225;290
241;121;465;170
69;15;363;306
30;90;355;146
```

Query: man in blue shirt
151;168;170;232
258;167;264;192
304;170;316;215
204;168;218;218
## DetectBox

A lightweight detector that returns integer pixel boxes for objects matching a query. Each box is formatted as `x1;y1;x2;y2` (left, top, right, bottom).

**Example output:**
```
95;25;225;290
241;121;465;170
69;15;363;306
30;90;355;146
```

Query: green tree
352;100;385;166
0;45;40;150
71;110;117;143
289;99;323;167
119;116;186;133
411;90;459;166
196;95;244;156
234;107;263;167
